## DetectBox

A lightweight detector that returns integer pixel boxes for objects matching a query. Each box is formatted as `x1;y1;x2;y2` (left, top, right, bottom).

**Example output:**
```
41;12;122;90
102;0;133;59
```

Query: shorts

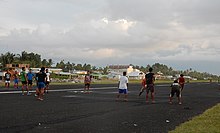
170;89;181;97
118;89;128;94
5;80;10;83
146;84;154;93
28;80;33;85
14;79;19;84
85;83;90;87
37;82;45;89
21;81;27;85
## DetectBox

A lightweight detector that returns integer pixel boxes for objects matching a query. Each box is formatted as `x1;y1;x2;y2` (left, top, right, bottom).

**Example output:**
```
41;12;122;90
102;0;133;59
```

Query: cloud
0;0;220;74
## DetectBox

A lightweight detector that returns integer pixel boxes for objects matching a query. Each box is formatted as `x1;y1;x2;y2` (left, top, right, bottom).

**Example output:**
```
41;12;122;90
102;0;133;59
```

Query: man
13;70;19;89
84;71;92;93
145;67;155;103
27;69;35;94
178;74;185;91
20;67;29;95
169;80;182;105
4;69;11;88
35;67;47;101
45;69;50;93
116;71;129;101
138;75;146;96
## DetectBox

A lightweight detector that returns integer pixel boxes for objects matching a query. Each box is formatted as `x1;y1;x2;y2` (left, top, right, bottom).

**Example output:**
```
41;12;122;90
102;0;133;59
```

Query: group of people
3;67;51;101
116;67;185;105
4;67;185;103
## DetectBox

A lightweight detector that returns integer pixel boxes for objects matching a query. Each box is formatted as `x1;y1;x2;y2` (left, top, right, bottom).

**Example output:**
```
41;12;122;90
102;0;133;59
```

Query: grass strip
169;103;220;133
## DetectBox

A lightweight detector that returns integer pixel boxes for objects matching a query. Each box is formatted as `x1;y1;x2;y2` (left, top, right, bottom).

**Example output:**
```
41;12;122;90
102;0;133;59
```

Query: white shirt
46;72;50;82
119;76;128;89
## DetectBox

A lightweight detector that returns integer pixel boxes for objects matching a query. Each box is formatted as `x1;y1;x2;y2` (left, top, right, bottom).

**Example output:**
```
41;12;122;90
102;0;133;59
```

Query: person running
35;67;47;101
138;75;146;96
4;69;11;88
84;71;92;93
27;69;35;94
45;69;50;93
116;71;129;102
145;67;155;103
169;80;182;105
13;70;19;89
178;74;185;91
20;67;29;95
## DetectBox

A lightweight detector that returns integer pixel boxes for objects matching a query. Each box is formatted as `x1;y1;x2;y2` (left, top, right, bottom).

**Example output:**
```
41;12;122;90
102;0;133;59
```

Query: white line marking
0;87;118;94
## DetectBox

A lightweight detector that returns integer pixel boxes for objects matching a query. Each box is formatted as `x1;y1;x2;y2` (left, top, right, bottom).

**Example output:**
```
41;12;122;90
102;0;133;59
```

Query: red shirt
178;77;185;85
141;79;146;87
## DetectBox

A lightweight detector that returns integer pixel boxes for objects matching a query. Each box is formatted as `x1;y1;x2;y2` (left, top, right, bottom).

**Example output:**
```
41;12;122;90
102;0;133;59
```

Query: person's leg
151;92;155;103
87;83;90;93
116;89;122;101
146;89;149;103
177;91;182;105
124;90;128;101
150;85;155;103
21;83;25;95
8;81;10;88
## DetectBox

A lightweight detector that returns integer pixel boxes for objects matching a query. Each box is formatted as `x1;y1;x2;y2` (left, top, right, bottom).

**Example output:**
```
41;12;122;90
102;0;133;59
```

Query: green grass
169;103;220;133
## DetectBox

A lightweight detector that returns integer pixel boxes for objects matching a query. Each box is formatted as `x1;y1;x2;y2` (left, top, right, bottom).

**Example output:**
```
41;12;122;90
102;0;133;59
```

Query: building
107;65;144;79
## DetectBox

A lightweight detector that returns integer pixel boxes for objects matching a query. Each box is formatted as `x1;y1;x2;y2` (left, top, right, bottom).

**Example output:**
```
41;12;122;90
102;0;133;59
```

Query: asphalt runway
0;83;219;133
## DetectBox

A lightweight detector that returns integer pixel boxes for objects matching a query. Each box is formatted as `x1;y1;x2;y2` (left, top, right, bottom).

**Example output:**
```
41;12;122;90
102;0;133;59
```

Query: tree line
0;51;218;79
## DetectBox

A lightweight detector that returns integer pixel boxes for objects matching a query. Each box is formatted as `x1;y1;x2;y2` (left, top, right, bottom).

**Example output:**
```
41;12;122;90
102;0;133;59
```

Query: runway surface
0;83;219;133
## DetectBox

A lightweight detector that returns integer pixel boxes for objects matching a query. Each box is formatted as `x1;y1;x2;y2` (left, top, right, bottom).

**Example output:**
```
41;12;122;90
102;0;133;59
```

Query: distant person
4;69;11;88
27;69;35;94
139;75;146;96
13;70;19;89
20;67;29;95
178;74;185;91
35;67;47;101
169;80;182;105
116;71;129;101
45;69;51;93
145;67;155;103
84;71;92;93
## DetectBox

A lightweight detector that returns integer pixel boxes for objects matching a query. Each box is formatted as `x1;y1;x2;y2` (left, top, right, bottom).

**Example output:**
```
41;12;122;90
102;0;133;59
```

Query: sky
0;0;220;75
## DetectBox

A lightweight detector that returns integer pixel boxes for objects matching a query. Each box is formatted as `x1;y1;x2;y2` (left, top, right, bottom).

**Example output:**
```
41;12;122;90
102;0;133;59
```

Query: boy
138;75;146;96
4;69;11;88
27;69;35;94
20;67;29;95
45;69;50;93
13;70;19;89
169;80;182;105
84;71;92;93
35;67;47;101
145;67;155;103
116;71;129;101
178;74;185;91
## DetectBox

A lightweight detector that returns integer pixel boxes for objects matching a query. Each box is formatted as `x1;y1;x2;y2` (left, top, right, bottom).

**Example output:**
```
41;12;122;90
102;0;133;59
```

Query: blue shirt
27;72;35;80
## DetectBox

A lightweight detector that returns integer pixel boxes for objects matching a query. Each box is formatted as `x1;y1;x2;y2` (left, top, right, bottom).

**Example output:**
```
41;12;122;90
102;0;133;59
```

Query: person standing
4;69;11;89
138;75;146;96
13;70;19;89
178;74;185;91
116;71;129;102
45;69;50;93
84;71;92;93
145;67;155;103
35;67;47;101
169;80;182;105
27;69;35;94
20;67;29;95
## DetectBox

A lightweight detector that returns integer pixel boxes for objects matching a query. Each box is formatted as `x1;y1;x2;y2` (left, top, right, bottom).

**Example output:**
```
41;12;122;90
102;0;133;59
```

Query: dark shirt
145;72;155;84
36;72;47;82
5;72;11;80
